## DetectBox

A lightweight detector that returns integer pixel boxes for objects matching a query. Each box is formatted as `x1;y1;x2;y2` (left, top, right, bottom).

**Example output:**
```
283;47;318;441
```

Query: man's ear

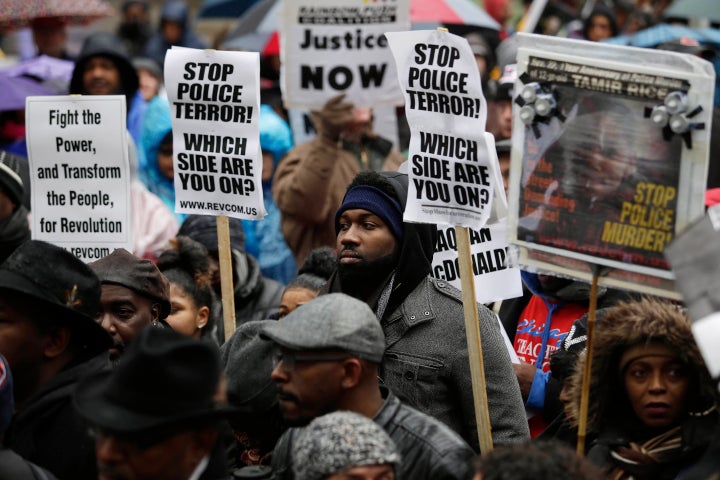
340;358;363;389
43;325;72;360
150;303;161;324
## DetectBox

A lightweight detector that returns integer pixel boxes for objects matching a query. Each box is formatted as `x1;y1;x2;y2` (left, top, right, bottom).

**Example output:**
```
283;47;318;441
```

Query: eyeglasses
271;350;350;372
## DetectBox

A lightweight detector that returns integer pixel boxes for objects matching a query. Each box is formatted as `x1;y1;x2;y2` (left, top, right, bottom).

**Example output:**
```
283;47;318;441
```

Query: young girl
157;236;215;340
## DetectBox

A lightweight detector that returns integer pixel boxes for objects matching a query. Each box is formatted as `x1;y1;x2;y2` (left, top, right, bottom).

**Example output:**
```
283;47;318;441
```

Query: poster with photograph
281;0;410;109
165;47;264;220
507;33;714;298
26;95;132;261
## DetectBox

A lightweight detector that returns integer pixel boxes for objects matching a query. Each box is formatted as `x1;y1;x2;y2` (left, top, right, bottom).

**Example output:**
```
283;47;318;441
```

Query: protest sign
507;33;714;298
432;133;523;303
666;204;720;379
433;223;522;303
26;95;132;261
165;47;264;220
387;29;493;229
281;0;409;109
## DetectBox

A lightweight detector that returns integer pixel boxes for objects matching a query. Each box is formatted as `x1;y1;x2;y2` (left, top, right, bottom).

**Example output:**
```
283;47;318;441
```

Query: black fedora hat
0;240;111;356
74;327;235;434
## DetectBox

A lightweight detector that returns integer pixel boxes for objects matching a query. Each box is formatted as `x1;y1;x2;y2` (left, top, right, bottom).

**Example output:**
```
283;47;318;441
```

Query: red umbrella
221;0;499;53
0;0;114;30
411;0;500;29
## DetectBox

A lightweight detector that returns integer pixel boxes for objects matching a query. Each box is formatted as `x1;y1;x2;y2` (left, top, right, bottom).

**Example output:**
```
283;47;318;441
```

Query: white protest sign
433;223;522;303
165;47;264;220
26;95;132;261
386;30;492;229
281;0;409;109
432;134;523;303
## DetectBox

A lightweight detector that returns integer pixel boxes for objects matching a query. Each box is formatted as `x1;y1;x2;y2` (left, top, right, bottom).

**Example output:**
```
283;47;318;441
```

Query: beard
337;251;397;301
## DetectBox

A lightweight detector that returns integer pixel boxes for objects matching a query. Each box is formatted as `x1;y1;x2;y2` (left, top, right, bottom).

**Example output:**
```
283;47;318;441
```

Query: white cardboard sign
26;95;132;261
165;47;264;220
387;29;492;229
281;0;409;109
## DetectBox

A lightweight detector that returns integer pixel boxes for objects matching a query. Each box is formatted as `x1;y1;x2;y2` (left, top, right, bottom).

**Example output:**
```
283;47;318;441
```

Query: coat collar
382;277;436;349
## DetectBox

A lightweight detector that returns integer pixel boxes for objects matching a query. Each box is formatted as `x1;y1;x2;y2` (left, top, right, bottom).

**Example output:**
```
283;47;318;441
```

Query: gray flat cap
261;293;385;363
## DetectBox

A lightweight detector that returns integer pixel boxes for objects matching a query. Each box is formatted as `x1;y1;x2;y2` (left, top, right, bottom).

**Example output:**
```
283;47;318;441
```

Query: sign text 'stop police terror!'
165;47;265;220
387;29;493;229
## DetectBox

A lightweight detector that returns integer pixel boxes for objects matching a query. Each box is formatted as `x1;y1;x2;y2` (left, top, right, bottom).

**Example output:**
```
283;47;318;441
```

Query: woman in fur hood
569;297;719;479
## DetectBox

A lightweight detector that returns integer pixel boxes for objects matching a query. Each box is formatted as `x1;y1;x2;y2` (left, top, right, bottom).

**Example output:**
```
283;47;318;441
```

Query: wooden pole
576;270;600;454
216;215;237;340
455;226;494;454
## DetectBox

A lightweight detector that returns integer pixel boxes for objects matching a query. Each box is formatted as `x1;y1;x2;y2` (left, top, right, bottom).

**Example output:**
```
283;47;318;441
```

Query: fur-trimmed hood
569;297;718;435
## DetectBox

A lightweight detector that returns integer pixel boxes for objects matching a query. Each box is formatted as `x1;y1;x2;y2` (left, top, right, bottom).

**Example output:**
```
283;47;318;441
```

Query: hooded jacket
242;105;296;285
143;0;208;67
328;172;530;451
499;272;633;435
272;130;404;267
139;96;183;223
568;297;719;479
70;32;139;109
70;32;144;148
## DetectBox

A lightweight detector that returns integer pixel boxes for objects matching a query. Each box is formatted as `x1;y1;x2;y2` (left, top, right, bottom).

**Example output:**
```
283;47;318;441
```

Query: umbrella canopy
197;0;259;19
222;0;500;53
2;55;75;84
0;73;55;111
411;0;500;30
0;0;114;30
664;0;720;25
221;0;278;52
604;23;720;47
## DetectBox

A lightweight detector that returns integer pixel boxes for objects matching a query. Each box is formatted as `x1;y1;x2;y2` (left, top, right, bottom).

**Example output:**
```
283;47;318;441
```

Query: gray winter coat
381;276;530;451
327;171;529;452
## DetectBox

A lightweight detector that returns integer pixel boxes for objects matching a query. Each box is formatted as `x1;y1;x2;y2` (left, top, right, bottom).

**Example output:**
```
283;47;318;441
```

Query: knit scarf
608;426;683;480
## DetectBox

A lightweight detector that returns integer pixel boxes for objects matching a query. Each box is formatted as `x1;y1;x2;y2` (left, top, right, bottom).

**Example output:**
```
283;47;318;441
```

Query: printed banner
165;47;264;220
26;95;132;261
507;34;714;297
281;0;409;109
387;29;492;229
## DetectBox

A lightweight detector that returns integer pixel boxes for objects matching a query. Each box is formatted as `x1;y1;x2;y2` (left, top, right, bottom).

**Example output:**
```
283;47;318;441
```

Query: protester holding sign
273;94;404;266
325;170;529;451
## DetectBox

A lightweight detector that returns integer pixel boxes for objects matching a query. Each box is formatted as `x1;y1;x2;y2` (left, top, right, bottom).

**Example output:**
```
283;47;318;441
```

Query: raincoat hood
70;32;139;107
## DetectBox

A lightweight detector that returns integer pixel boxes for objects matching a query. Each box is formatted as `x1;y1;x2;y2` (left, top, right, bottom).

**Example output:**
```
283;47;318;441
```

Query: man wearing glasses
263;293;475;480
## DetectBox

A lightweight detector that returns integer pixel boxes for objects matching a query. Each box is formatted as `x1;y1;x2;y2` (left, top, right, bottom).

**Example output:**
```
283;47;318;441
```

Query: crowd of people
0;0;719;479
